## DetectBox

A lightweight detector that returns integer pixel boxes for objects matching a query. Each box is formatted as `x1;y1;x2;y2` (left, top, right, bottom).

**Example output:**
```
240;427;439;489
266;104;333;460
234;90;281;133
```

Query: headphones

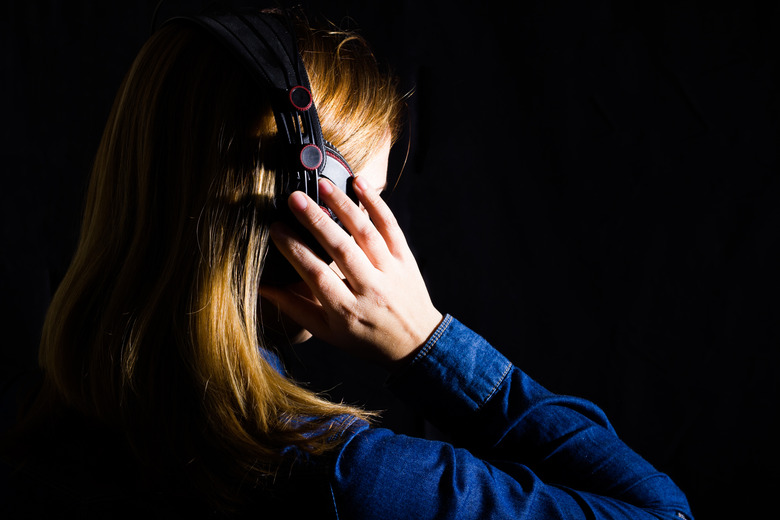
163;8;357;284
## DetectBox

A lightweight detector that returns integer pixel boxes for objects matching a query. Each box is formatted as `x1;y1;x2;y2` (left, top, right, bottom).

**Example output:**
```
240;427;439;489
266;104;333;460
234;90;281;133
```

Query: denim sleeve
330;315;694;519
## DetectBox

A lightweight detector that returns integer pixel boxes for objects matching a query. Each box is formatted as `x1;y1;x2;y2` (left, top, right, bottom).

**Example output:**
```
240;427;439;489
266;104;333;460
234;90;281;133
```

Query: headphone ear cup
262;144;355;286
262;194;335;286
321;142;357;208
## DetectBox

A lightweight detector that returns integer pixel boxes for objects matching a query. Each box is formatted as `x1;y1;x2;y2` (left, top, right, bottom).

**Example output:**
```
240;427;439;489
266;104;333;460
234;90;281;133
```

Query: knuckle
370;291;390;311
311;266;332;286
307;206;328;227
332;194;354;214
353;219;378;240
363;231;387;254
361;189;379;206
379;207;399;228
331;239;357;262
284;236;308;257
334;300;360;327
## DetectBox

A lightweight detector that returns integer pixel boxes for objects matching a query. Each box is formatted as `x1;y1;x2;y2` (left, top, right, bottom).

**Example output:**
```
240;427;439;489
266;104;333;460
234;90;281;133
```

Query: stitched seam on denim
410;313;452;365
480;360;513;409
329;482;341;520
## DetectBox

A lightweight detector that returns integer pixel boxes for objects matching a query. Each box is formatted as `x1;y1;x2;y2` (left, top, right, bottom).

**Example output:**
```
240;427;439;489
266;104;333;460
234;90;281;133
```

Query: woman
2;7;694;519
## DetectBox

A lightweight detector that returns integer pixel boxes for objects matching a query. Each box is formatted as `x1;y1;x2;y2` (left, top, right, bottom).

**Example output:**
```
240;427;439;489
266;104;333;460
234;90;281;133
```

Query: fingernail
318;178;334;195
288;191;308;212
353;175;369;192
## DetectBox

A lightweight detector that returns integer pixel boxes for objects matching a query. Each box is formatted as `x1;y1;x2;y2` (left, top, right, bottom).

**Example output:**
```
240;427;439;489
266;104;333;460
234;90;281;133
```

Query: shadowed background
3;1;779;517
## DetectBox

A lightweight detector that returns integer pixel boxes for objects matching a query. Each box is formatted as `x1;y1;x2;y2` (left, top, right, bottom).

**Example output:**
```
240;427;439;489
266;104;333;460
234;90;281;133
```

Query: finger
351;175;409;259
286;191;376;290
259;283;329;338
317;179;392;268
268;221;354;306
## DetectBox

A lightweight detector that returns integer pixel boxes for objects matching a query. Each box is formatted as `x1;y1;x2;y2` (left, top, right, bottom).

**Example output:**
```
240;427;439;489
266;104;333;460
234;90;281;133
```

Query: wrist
389;310;446;370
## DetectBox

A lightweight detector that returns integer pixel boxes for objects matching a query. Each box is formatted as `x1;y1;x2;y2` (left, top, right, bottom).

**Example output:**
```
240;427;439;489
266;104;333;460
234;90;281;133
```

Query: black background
3;1;780;517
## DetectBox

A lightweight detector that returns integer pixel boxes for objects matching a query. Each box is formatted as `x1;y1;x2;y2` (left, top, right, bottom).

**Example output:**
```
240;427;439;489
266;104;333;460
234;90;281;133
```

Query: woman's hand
260;175;443;369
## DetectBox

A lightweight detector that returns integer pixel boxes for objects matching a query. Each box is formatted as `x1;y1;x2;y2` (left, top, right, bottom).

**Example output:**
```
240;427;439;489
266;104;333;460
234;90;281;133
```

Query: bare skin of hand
260;175;443;369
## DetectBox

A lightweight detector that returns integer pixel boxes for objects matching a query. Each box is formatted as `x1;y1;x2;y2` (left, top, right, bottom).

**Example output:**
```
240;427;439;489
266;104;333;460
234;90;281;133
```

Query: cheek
353;150;389;192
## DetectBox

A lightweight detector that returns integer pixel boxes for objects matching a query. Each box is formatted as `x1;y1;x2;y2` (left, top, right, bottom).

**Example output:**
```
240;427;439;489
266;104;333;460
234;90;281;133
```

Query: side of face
354;134;390;200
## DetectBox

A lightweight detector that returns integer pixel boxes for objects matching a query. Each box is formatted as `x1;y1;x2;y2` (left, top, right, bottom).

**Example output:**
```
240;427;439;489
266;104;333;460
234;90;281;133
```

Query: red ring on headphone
300;144;323;170
289;85;313;111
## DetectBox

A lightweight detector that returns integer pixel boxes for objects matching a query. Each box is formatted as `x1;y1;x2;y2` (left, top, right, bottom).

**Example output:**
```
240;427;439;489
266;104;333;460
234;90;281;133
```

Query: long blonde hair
33;10;402;509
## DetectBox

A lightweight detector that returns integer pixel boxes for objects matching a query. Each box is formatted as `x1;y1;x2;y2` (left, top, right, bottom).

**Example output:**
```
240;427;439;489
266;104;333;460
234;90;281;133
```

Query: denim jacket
322;314;694;519
1;314;694;519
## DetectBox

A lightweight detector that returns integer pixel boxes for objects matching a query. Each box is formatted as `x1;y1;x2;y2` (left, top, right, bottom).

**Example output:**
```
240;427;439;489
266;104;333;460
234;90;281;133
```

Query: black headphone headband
168;10;355;204
164;9;358;283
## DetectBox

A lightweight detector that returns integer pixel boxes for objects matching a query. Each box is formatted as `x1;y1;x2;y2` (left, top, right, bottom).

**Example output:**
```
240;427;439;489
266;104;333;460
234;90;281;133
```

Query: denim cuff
386;314;513;420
